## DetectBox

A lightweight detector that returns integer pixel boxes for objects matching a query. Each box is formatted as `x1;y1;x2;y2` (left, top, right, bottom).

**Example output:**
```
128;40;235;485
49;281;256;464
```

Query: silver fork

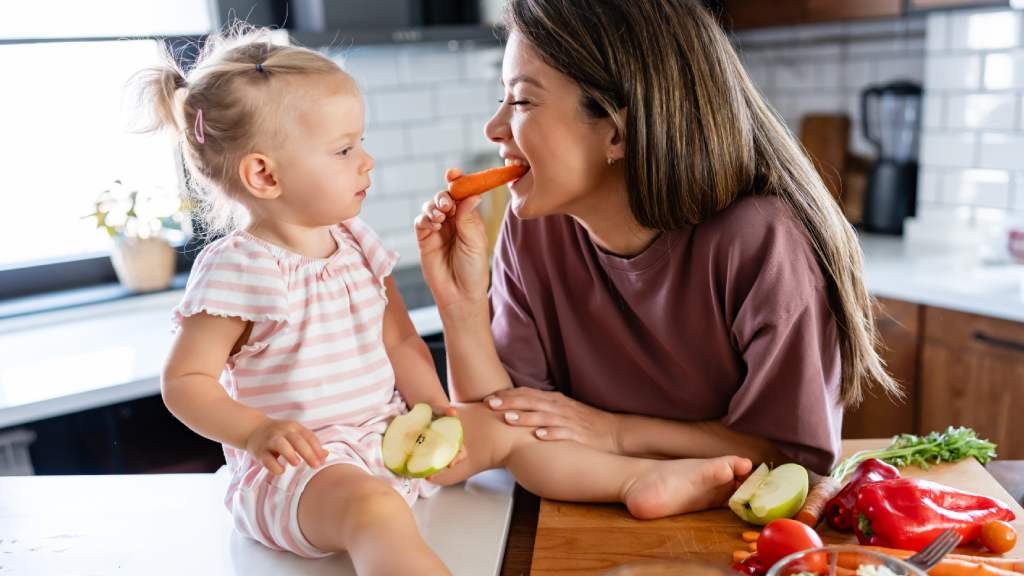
905;529;962;571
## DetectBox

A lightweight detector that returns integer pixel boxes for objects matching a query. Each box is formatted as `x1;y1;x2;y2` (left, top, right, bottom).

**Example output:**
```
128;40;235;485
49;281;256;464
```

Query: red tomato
757;519;827;573
980;520;1017;554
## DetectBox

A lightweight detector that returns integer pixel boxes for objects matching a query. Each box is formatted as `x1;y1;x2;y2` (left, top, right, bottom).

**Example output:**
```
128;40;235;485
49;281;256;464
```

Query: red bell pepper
853;477;1017;551
825;458;901;531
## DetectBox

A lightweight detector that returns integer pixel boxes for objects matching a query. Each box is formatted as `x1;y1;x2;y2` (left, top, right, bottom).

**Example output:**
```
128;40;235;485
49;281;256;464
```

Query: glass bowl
601;559;744;575
766;546;927;576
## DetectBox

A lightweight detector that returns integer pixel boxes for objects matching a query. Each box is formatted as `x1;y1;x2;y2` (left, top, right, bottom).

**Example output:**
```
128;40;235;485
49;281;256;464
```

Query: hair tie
193;108;205;144
255;62;264;73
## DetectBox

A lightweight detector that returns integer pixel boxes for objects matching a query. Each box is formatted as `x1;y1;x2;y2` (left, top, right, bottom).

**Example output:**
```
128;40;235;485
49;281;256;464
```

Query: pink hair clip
193;108;205;144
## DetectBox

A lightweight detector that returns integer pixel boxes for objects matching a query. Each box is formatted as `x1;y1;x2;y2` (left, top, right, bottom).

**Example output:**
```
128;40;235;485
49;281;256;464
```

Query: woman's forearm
438;298;514;403
617;414;786;466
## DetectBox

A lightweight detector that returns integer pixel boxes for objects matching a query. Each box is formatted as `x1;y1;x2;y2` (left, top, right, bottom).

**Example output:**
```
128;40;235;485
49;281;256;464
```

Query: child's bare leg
430;403;753;519
297;464;449;576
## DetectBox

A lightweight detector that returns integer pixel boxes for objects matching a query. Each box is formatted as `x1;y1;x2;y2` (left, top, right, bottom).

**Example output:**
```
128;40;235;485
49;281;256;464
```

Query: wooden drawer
923;306;1024;355
919;306;1024;459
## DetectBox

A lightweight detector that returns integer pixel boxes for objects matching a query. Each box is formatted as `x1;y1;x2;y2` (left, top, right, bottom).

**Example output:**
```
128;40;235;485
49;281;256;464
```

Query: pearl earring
607;157;614;166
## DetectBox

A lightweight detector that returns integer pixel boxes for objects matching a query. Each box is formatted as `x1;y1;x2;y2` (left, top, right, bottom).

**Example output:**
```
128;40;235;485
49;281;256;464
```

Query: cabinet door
919;307;1024;459
720;0;803;30
843;297;921;439
721;0;900;30
803;0;901;22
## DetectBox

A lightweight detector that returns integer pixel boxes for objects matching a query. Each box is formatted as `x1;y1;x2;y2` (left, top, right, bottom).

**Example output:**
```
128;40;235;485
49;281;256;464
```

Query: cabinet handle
973;331;1024;354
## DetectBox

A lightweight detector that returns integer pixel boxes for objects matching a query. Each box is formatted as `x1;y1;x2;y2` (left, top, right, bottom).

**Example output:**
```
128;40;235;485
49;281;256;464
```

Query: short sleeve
722;285;843;476
172;235;291;330
341;217;400;284
489;212;556;391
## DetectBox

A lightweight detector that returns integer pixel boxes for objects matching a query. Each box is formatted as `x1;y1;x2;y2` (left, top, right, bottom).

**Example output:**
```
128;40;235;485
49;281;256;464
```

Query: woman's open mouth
505;157;531;185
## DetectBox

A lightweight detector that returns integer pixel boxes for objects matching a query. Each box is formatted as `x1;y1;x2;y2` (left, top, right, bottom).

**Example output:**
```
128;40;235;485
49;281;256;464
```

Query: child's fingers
261;454;285;475
287;431;322;468
301;428;329;460
271;436;302;467
449;445;468;468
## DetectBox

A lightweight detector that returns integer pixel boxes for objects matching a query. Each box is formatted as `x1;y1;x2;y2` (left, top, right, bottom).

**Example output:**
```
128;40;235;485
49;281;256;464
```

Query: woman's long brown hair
507;0;898;407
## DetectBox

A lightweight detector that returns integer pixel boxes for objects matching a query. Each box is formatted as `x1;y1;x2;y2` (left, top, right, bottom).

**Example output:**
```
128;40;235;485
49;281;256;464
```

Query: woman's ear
606;107;628;163
238;153;281;200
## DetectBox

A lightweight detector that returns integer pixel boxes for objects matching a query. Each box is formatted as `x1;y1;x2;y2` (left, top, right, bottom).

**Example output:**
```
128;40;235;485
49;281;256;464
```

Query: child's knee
339;481;411;535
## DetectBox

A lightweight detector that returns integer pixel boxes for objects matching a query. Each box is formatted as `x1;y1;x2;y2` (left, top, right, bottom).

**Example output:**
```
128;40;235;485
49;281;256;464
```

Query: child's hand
430;404;467;471
246;418;329;475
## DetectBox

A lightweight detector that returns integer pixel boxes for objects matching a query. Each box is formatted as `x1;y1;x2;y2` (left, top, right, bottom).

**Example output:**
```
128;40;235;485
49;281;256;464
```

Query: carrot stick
446;165;528;200
732;549;751;563
741;531;760;543
926;558;1023;576
861;546;1024;572
795;476;842;527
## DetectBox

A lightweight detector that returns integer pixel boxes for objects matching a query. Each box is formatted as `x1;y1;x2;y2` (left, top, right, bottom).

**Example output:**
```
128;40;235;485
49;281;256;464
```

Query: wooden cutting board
530;439;1024;575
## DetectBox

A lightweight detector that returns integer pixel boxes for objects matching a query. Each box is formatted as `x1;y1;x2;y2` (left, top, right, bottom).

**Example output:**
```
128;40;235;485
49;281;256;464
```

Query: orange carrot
795;476;842;527
741;531;760;543
748;541;757;552
446;165;528;200
861;546;1024;573
732;549;751;563
926;558;1023;576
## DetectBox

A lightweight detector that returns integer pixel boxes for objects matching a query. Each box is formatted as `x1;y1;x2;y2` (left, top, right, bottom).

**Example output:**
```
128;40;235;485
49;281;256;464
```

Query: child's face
273;75;373;226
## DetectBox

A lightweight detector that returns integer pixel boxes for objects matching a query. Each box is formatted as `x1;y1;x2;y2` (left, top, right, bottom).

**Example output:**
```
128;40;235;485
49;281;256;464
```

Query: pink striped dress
172;218;439;558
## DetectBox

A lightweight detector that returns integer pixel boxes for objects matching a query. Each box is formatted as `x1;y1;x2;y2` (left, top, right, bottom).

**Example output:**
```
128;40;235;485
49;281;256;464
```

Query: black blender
860;81;923;235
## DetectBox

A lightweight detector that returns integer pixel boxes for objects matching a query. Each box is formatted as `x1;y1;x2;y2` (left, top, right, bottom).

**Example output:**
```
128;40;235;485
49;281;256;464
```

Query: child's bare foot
623;456;753;520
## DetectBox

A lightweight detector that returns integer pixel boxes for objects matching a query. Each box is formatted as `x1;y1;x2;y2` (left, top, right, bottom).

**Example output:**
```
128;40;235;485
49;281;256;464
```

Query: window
0;1;214;303
0;40;182;270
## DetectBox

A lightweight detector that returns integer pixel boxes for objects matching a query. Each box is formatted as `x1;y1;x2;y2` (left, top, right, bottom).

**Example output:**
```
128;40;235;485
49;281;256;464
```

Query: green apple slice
382;404;433;475
749;463;808;520
728;462;808;525
729;463;770;524
381;404;463;478
405;416;463;478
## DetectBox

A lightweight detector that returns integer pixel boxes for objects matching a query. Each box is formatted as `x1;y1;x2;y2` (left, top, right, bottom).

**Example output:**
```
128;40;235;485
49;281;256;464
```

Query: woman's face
485;32;621;220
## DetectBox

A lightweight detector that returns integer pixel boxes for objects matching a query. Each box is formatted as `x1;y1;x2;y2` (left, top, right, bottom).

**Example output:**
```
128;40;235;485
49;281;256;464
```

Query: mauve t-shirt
488;195;843;474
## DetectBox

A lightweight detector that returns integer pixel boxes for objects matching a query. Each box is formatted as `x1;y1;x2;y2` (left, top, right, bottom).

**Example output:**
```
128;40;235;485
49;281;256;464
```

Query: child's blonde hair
132;26;354;236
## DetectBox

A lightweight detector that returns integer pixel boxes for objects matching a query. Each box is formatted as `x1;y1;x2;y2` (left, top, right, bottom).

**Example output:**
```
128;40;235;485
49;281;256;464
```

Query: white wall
734;16;927;158
327;42;504;267
918;7;1024;223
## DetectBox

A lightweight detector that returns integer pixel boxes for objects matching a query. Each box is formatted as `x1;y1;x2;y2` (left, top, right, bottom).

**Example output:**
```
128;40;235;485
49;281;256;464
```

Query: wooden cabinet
843;297;921;439
919;307;1024;459
720;0;900;30
802;0;901;23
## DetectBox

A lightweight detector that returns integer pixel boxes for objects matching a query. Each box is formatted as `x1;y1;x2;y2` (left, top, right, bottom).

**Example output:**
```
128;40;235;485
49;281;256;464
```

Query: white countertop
859;233;1024;324
0;291;442;429
0;234;1021;429
0;467;515;576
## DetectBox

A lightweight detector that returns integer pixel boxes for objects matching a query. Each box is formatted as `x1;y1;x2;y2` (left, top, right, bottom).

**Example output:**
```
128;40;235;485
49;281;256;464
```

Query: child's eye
338;147;353;156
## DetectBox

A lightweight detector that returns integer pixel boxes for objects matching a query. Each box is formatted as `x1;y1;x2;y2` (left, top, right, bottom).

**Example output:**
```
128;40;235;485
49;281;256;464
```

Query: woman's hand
414;182;491;312
245;418;328;475
484;387;624;455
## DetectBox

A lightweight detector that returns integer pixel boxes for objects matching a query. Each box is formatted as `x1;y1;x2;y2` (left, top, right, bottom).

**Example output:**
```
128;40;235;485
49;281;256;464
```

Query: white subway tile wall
734;17;926;158
920;8;1024;220
328;43;503;267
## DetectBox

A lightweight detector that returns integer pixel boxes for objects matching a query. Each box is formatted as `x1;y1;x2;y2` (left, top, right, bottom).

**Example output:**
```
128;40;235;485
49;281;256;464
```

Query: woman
415;0;897;476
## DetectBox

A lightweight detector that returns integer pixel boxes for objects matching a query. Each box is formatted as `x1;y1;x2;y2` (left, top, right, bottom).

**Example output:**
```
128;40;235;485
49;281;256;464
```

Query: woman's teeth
505;158;530;168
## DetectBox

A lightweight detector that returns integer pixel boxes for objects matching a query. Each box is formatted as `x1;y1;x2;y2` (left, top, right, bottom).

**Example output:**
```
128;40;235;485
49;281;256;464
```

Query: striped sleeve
341;218;399;283
172;235;291;328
